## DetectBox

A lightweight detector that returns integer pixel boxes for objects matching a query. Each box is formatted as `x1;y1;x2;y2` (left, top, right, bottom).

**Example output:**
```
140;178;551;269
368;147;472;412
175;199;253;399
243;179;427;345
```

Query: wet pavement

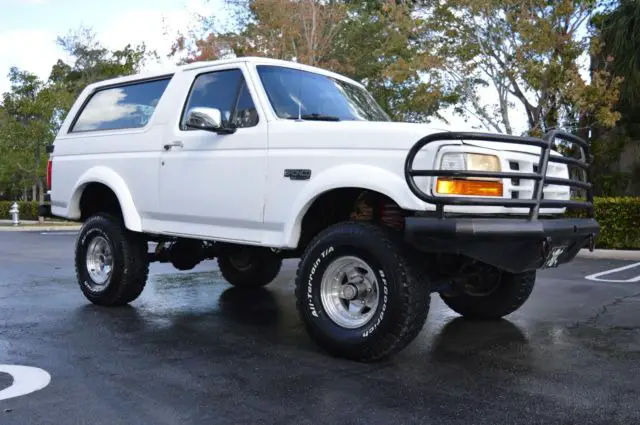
1;231;639;424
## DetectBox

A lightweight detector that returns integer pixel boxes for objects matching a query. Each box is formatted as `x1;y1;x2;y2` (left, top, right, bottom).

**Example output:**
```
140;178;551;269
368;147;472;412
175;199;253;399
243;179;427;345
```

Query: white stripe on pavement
585;262;640;283
0;364;51;402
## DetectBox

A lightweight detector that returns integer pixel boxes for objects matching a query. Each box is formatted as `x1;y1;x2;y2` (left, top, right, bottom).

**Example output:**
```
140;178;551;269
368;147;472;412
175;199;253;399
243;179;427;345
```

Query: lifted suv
41;57;599;362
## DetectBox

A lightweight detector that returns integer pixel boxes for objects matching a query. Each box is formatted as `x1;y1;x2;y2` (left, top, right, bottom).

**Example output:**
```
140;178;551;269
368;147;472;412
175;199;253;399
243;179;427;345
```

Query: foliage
569;197;640;249
169;0;458;122
586;1;640;196
592;0;640;124
0;26;155;202
0;69;64;202
0;201;40;221
422;0;622;135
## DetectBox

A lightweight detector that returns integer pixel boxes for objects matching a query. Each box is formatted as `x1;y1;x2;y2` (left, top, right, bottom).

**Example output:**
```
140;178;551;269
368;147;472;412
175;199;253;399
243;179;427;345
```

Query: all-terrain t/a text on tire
295;221;431;362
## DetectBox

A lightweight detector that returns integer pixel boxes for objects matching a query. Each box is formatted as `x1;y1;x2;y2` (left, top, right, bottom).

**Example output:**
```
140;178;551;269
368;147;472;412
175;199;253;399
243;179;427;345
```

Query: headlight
440;152;501;172
436;152;503;197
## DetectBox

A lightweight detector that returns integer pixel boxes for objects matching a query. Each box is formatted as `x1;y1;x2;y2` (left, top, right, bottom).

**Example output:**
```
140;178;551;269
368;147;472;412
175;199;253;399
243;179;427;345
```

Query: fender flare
68;166;142;232
283;164;428;247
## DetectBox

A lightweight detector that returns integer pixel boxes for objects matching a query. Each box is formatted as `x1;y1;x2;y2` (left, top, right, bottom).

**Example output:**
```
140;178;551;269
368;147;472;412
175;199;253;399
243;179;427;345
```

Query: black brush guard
403;130;599;273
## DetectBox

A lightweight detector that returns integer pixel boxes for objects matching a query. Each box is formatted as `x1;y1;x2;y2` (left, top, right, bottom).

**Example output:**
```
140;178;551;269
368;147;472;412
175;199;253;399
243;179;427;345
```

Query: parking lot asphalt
1;231;639;425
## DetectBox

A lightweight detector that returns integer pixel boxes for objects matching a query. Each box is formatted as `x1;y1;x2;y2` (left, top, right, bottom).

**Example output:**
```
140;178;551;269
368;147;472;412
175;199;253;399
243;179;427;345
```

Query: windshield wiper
287;113;341;121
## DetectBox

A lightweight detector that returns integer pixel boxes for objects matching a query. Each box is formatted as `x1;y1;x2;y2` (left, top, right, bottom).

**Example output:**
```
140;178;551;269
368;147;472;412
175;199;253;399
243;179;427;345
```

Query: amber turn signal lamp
436;178;503;197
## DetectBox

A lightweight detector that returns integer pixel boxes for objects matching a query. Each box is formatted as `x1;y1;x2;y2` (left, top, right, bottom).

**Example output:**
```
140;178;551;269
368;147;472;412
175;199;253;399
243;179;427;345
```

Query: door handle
163;141;184;151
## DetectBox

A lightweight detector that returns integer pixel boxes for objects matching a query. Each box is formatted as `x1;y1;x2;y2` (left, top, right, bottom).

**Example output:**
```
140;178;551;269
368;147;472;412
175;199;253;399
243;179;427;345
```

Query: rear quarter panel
50;72;185;230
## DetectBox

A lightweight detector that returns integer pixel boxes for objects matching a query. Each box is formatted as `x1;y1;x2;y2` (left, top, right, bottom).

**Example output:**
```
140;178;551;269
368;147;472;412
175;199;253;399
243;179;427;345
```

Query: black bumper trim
38;193;54;218
405;217;599;273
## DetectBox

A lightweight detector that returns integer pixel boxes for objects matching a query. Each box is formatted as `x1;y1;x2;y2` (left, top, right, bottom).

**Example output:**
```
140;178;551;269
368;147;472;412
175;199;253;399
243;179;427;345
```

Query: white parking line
0;364;51;401
40;231;78;235
585;262;640;283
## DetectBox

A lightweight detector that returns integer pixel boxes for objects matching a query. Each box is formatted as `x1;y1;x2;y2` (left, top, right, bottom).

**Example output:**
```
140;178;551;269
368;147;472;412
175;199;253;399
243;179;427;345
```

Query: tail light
47;159;52;190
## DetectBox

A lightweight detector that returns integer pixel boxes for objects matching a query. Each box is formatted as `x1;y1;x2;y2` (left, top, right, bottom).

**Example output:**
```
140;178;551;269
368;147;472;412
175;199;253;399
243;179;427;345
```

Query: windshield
256;65;391;122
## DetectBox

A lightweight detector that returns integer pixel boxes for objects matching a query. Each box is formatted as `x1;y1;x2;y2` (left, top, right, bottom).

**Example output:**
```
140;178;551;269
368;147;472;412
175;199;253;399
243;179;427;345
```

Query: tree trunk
31;184;36;202
34;140;41;204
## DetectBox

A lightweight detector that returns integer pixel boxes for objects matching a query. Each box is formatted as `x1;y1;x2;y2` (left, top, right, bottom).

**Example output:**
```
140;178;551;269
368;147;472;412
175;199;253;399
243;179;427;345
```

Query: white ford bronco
40;57;599;362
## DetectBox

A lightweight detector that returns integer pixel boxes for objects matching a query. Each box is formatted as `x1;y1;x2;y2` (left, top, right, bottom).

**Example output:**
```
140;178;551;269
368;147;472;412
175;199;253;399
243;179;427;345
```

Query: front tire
217;246;282;288
295;221;431;362
440;269;536;319
75;214;149;306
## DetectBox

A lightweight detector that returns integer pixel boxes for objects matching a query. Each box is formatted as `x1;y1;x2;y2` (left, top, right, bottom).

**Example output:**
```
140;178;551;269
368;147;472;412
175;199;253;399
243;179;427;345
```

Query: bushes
0;201;41;221
584;197;640;250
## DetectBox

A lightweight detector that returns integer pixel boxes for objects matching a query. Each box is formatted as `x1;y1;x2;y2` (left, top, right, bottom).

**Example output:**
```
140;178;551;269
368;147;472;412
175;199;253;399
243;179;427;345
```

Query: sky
0;0;534;133
0;0;228;94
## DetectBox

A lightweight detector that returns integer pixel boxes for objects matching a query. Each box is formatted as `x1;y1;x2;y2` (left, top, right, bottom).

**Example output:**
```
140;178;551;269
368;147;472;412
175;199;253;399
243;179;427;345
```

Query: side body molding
282;164;428;248
68;166;142;232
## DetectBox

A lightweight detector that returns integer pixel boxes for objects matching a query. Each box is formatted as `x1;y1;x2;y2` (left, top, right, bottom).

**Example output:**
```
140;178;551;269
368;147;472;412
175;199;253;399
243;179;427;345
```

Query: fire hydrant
9;202;19;226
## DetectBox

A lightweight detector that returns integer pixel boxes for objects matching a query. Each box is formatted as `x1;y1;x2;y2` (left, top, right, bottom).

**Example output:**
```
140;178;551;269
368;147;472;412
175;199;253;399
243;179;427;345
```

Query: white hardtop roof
84;56;365;91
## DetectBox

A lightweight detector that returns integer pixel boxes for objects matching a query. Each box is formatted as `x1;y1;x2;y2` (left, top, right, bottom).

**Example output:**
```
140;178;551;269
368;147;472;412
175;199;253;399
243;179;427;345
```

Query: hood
274;119;552;156
402;121;546;156
397;121;551;156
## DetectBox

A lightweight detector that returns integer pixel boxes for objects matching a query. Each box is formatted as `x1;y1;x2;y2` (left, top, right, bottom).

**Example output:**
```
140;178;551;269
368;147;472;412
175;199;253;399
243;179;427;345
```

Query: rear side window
70;77;171;132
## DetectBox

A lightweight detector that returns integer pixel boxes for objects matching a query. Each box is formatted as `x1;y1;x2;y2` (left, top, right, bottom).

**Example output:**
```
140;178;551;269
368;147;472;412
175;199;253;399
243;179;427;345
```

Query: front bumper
404;217;599;273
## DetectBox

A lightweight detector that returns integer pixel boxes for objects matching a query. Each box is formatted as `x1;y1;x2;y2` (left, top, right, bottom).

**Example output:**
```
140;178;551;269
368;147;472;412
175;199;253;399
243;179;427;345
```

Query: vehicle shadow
68;289;532;371
426;316;534;373
217;286;280;327
70;285;282;337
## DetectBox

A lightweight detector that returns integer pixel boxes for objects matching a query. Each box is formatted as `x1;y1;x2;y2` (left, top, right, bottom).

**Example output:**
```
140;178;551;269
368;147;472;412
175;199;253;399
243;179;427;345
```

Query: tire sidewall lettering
306;246;334;318
302;242;394;342
362;269;388;338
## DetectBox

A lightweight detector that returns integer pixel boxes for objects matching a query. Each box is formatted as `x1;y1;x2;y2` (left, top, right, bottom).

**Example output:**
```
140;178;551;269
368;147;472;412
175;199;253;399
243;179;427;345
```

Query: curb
577;249;640;261
0;225;81;232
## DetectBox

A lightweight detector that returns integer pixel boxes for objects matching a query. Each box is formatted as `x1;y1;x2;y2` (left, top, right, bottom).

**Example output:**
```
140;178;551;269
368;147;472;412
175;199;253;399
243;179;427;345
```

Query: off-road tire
295;221;431;362
218;248;282;288
440;270;536;319
75;214;149;306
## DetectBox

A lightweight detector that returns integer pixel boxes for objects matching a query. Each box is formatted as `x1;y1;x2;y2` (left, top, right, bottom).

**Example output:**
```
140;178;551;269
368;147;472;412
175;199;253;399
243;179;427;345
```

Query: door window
181;69;259;131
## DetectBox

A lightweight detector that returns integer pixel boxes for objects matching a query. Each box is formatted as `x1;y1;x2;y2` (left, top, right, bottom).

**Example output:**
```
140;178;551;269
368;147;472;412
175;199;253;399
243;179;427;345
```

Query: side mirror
185;107;235;134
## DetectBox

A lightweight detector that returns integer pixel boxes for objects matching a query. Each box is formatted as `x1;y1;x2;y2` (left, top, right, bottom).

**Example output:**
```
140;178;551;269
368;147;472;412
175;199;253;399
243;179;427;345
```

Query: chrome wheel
85;235;113;289
320;256;380;329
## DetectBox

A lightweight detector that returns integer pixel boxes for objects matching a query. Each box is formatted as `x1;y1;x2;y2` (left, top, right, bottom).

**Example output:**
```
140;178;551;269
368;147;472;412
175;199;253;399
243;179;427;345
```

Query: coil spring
350;193;404;230
379;201;404;230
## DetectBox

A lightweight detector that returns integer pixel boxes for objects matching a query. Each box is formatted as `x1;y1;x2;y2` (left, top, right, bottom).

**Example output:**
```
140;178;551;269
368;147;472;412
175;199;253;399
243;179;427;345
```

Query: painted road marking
585;262;640;283
0;365;51;402
40;231;77;236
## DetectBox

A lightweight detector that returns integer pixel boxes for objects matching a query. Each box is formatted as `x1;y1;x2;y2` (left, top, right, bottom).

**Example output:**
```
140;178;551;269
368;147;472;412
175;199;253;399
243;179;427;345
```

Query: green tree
0;26;155;203
169;0;458;122
0;68;61;202
422;0;622;135
587;0;640;195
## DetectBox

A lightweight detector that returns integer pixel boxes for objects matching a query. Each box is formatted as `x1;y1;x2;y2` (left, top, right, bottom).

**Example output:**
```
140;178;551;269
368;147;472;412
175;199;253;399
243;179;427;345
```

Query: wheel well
79;183;123;222
298;188;406;252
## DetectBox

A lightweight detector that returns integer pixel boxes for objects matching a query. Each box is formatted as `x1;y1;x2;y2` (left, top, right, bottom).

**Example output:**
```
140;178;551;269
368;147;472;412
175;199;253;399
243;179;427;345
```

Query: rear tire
440;269;536;319
75;214;149;306
217;246;282;288
295;221;431;362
